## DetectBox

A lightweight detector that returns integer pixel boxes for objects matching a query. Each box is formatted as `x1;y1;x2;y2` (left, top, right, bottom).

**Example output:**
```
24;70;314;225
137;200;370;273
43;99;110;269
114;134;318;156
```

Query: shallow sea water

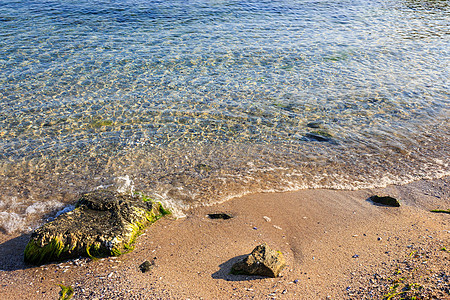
0;0;448;233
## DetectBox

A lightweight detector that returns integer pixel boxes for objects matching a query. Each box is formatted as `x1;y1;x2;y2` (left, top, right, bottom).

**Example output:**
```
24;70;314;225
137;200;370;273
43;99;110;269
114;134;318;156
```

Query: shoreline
0;176;448;299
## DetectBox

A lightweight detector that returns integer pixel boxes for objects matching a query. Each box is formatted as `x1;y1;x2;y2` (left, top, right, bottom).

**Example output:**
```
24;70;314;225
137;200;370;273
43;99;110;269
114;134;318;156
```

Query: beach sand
0;177;448;299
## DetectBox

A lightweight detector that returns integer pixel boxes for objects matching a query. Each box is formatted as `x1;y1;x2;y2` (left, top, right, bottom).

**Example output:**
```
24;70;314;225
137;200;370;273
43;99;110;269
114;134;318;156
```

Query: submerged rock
24;190;169;265
369;195;401;207
231;243;286;278
304;132;331;142
303;130;338;144
306;120;324;129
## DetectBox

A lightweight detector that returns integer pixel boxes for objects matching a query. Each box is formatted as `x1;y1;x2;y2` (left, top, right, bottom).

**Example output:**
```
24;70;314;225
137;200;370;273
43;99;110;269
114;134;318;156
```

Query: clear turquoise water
0;0;448;232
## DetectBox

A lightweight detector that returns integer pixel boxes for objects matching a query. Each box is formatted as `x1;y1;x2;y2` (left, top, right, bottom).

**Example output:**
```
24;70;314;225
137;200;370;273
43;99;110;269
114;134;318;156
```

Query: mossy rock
24;190;168;265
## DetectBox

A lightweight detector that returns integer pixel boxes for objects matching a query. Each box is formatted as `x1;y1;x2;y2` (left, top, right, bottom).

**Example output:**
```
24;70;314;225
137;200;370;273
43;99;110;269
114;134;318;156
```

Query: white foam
0;212;26;235
1;167;448;234
25;200;64;215
114;175;135;195
55;204;76;218
150;192;187;219
0;199;66;234
95;184;113;190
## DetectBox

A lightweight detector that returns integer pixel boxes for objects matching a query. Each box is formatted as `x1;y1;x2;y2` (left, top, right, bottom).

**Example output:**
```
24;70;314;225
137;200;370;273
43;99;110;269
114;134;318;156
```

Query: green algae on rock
24;190;169;265
58;284;74;300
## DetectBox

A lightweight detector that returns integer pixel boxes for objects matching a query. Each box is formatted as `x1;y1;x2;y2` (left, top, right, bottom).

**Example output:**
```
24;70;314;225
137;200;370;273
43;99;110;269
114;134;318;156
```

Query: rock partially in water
369;195;401;207
231;243;286;278
24;190;169;265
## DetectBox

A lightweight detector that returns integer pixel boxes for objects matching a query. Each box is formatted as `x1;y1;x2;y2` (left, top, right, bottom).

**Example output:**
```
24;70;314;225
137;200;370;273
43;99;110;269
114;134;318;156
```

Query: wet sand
0;177;449;299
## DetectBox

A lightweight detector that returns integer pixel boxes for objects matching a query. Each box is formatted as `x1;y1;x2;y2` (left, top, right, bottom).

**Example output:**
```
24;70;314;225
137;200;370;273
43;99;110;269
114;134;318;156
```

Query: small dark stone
304;132;332;142
207;213;233;220
303;129;338;144
368;195;400;207
139;260;154;273
195;163;212;172
306;121;324;128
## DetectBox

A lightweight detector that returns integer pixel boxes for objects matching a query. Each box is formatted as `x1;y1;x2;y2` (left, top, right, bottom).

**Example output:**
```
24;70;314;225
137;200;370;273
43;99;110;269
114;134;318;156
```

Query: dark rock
305;132;332;142
207;213;233;220
369;195;400;207
303;130;337;144
231;243;286;278
430;209;450;214
306;120;324;128
24;190;168;265
139;260;154;273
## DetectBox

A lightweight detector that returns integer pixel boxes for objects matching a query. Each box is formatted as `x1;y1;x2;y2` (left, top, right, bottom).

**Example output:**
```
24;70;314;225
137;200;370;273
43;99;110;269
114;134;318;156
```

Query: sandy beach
0;176;448;299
